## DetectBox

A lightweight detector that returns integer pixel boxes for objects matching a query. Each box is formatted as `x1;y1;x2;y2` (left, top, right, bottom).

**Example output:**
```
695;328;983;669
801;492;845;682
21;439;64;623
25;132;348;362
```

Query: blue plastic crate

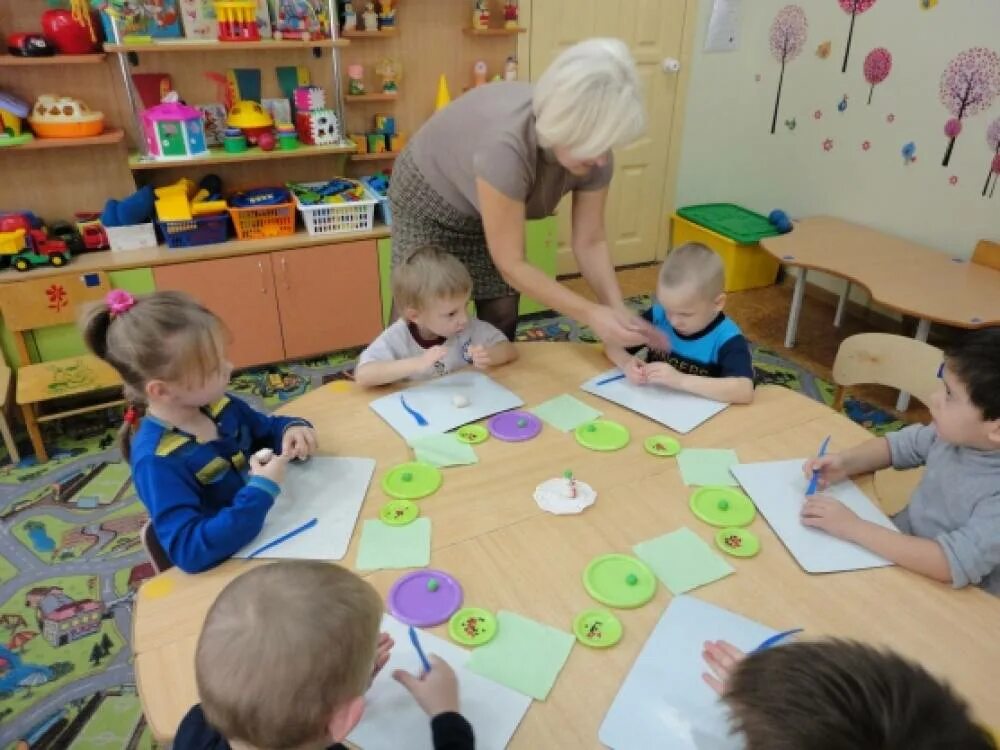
158;213;230;249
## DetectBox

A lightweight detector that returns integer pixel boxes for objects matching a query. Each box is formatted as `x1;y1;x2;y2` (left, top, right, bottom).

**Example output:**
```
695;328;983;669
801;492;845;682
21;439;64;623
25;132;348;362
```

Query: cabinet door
272;241;382;360
153;254;284;369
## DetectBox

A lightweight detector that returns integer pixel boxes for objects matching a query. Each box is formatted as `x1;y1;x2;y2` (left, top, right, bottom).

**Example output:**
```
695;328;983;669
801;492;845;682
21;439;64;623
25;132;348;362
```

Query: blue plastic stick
751;628;803;654
247;518;318;559
804;435;831;496
596;373;626;386
400;395;428;426
409;625;432;674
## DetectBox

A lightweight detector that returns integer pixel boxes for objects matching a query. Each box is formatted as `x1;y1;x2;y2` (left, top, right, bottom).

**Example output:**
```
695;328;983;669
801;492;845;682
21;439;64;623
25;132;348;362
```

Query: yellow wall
676;1;1000;299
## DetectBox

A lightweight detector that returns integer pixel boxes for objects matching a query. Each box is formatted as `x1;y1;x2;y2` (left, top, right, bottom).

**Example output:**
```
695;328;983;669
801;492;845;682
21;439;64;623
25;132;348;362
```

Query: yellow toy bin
670;213;779;292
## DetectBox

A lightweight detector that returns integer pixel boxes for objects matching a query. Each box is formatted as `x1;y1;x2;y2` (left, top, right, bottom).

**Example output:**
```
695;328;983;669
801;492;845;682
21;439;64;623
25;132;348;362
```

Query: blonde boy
605;243;754;404
174;562;474;750
355;246;518;387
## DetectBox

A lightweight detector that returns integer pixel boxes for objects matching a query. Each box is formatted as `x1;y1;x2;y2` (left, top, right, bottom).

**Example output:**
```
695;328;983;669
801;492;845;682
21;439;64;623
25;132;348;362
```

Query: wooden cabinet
272;242;382;360
153;240;381;368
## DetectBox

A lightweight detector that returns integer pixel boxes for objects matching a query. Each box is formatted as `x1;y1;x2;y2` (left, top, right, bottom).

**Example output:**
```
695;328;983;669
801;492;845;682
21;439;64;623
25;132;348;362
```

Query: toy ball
257;131;276;152
768;209;792;234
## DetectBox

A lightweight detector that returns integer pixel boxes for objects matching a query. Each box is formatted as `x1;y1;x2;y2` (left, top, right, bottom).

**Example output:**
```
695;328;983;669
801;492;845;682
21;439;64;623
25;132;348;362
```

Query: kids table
761;216;1000;410
131;343;1000;744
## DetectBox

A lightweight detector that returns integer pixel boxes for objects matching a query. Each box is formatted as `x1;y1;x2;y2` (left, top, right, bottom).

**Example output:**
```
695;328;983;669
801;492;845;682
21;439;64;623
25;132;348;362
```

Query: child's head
725;639;995;750
393;246;472;338
196;562;383;749
656;243;725;336
81;290;231;457
931;327;1000;449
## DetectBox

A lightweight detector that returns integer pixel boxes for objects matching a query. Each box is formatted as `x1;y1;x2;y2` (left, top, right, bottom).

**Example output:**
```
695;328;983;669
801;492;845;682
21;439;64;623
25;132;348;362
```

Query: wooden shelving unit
463;27;527;36
128;141;357;171
345;92;399;103
0;53;107;66
4;129;125;151
103;39;348;53
341;29;397;38
350;152;398;162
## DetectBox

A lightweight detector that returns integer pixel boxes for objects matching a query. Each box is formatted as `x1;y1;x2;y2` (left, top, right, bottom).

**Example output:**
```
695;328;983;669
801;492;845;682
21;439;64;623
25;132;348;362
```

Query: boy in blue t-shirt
605;242;754;404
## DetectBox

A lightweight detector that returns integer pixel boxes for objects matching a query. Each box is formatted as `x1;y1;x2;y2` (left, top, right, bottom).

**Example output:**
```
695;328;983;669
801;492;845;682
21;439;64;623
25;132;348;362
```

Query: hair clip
106;289;136;317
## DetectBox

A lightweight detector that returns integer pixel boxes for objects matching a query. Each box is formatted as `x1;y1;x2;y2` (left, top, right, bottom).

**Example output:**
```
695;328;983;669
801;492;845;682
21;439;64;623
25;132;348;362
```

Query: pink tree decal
984;117;1000;197
769;5;808;135
863;47;892;105
838;0;877;74
940;47;1000;167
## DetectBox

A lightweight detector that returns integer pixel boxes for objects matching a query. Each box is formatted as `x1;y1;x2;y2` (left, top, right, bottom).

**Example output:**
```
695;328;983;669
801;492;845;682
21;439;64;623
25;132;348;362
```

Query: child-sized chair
0;359;20;465
971;239;1000;272
0;272;123;463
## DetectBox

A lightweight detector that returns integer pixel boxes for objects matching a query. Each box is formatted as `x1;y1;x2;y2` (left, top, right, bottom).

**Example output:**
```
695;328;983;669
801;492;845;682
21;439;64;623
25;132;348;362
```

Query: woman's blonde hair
533;37;646;159
80;291;225;460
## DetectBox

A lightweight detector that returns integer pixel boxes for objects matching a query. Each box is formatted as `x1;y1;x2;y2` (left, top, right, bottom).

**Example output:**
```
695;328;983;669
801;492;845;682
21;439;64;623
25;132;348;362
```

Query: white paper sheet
233;457;375;561
730;459;898;574
581;370;728;434
369;371;524;443
599;596;778;750
349;615;532;750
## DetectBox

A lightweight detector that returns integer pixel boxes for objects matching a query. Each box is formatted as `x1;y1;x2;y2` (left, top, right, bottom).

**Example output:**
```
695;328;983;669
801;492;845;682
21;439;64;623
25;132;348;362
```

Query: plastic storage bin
228;201;296;241
158;213;229;248
293;182;379;236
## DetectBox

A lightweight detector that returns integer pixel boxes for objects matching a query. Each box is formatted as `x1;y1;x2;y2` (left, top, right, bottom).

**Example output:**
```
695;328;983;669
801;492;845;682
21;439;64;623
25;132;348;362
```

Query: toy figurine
348;64;366;96
343;1;357;32
472;0;489;30
473;60;488;88
378;0;395;28
504;55;518;81
362;2;378;31
376;57;401;93
504;0;518;29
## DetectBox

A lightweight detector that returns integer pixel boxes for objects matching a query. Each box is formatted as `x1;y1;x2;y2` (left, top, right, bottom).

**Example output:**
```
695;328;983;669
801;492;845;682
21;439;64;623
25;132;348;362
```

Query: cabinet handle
257;261;266;294
281;257;290;290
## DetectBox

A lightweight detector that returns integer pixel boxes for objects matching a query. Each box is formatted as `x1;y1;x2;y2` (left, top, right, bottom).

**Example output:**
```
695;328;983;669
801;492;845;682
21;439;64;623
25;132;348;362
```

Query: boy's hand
392;655;460;717
371;632;395;683
281;425;317;461
468;344;492;369
419;345;449;370
249;451;291;484
623;357;647;385
800;495;862;540
801;454;848;492
644;362;683;389
701;639;745;696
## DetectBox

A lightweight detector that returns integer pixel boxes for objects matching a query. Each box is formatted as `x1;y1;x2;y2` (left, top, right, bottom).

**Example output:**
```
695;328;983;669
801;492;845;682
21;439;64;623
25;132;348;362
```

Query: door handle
662;58;681;74
280;257;290;290
257;261;266;294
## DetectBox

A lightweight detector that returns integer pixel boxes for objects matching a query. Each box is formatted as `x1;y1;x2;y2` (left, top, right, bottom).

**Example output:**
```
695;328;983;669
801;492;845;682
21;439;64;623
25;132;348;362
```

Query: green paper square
677;448;740;487
633;527;734;595
408;434;479;467
530;394;604;432
467;611;575;700
355;518;431;571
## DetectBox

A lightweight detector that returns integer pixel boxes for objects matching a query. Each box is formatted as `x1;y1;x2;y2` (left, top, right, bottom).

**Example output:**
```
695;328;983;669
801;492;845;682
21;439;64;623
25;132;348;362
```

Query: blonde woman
389;38;663;347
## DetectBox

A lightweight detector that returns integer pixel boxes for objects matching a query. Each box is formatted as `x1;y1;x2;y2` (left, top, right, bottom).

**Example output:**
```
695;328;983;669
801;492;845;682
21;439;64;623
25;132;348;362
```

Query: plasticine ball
257;131;276;152
769;209;792;234
718;499;730;511
625;573;638;586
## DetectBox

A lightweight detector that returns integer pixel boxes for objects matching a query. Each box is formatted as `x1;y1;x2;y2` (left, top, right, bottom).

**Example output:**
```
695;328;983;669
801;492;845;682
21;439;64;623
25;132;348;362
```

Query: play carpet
0;297;906;750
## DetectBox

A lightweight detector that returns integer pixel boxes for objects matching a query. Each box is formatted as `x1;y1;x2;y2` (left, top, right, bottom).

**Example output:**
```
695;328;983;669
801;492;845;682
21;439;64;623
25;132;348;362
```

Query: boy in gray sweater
801;327;1000;594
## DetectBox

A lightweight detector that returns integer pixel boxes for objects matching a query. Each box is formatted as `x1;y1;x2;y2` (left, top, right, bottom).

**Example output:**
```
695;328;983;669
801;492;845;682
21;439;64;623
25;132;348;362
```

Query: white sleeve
358;323;406;367
469;317;510;347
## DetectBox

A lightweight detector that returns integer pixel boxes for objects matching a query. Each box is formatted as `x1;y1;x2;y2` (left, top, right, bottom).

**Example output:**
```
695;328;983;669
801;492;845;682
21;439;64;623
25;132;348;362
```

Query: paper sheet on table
355;518;432;571
370;371;524;442
529;393;603;432
408;433;478;467
677;449;740;487
233;457;374;561
731;459;898;574
581;369;728;434
634;528;735;594
348;614;532;750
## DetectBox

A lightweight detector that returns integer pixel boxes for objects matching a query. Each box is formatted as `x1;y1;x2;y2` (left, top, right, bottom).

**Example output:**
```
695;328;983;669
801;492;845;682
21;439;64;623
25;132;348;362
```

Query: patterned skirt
388;148;515;300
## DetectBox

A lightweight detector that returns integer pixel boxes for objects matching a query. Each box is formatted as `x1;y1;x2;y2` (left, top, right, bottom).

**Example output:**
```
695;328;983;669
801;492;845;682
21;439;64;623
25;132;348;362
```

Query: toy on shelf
155;175;231;248
349;133;366;153
179;0;219;40
42;2;100;54
343;1;357;32
472;0;489;30
49;213;110;253
0;93;33;148
226;100;274;145
214;1;259;41
378;0;395;29
271;0;329;41
101;185;158;252
141;92;209;159
293;85;325;111
100;0;182;39
361;171;391;226
348;64;367;96
504;0;519;29
223;126;247;152
472;60;488;88
504;55;518;81
6;33;55;57
435;74;451;110
0;213;73;272
361;2;378;31
276;122;299;149
227;186;296;240
29;95;105;138
295;108;339;145
262;97;291;125
376;57;401;93
288;179;378;236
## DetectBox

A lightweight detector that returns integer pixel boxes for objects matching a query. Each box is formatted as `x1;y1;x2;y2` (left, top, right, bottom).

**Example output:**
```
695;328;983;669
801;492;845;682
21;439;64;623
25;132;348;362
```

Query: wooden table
132;343;1000;745
760;216;1000;410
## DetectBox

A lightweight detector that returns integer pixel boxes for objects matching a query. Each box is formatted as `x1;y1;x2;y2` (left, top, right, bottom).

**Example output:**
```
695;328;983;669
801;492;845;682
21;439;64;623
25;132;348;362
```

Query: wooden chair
971;239;1000;272
141;520;173;574
831;333;943;413
0;271;123;462
0;359;20;466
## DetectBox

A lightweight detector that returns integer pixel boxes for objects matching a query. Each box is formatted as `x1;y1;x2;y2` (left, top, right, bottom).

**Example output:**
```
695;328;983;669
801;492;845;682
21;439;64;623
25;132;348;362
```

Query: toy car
6;33;55;57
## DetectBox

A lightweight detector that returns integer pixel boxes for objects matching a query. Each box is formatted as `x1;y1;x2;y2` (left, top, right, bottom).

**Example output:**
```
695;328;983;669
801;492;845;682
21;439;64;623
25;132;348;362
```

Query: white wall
676;0;1000;299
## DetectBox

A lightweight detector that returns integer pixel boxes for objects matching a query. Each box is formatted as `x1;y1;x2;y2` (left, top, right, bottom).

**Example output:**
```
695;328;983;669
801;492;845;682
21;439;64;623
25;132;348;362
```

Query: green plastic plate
583;553;656;609
575;419;630;452
381;462;443;500
573;609;623;648
689;486;756;527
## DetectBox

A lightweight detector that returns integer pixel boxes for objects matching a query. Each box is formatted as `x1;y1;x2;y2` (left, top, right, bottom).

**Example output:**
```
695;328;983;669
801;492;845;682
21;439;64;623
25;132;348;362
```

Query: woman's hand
587;305;669;351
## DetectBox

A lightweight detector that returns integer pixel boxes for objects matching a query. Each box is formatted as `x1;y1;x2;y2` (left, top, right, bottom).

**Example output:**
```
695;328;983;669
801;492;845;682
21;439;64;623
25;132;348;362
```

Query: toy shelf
4;129;125;151
350;152;398;162
0;53;107;66
345;93;399;103
341;29;398;38
462;27;527;36
128;141;357;171
103;39;349;53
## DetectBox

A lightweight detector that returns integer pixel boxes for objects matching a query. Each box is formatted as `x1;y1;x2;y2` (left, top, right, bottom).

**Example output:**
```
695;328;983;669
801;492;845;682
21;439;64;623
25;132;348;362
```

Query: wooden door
153;254;285;369
272;241;382;360
527;0;690;271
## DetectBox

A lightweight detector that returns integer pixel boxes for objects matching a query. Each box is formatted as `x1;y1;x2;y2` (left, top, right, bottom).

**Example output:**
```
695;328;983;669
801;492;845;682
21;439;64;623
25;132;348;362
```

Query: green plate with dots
573;609;623;648
583;553;656;609
379;498;419;526
381;462;443;500
715;527;761;558
644;435;681;457
574;419;631;452
455;424;489;444
689;486;756;527
448;607;498;646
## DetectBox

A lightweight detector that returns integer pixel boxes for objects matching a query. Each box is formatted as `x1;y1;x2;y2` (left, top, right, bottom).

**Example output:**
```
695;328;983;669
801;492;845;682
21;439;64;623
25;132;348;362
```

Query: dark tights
475;295;520;341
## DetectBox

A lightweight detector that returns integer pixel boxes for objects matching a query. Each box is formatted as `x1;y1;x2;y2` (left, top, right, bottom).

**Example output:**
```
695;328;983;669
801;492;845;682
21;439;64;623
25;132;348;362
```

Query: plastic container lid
676;203;781;245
